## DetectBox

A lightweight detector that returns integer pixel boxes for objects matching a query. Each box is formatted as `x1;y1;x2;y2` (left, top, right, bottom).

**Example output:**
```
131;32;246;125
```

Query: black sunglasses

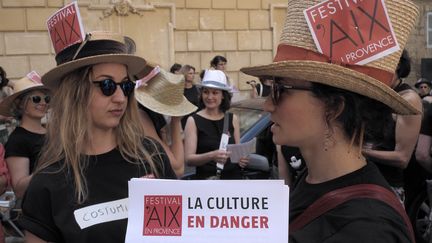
271;78;312;105
92;79;135;97
30;95;51;104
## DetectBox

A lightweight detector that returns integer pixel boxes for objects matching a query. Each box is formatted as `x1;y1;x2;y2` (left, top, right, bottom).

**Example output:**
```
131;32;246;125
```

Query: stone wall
0;0;430;99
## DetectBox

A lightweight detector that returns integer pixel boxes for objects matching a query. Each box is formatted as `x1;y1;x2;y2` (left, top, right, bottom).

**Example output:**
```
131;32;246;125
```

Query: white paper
226;138;256;163
125;179;289;243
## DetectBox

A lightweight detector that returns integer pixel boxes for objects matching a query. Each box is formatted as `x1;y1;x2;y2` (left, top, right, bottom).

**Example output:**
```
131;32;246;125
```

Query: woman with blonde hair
19;31;175;243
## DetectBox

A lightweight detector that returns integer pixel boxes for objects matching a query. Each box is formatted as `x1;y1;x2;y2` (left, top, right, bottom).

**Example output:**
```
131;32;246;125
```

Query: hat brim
241;60;420;115
42;54;147;90
415;81;430;88
135;90;198;117
0;85;50;116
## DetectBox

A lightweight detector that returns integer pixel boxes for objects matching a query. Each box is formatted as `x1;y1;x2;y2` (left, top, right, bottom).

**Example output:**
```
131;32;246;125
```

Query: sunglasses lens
120;81;134;97
100;79;116;96
44;96;51;104
32;96;41;104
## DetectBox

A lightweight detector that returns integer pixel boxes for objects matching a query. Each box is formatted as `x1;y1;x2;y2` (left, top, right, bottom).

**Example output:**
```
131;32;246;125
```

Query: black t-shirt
280;146;305;186
183;85;200;107
421;100;432;136
139;105;167;137
19;138;176;243
192;113;242;179
5;126;45;173
182;85;200;129
290;162;411;242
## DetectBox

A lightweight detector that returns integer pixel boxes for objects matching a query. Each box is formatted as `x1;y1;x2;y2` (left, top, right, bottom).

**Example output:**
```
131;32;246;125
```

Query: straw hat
135;66;197;117
0;71;50;116
241;0;420;115
197;70;231;92
42;31;146;90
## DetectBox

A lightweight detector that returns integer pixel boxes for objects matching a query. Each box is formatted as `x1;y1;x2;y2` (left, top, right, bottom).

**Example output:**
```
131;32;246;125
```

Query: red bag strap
290;184;415;243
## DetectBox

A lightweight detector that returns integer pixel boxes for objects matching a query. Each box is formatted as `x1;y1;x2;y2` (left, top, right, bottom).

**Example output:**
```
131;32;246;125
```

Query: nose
263;96;275;112
111;86;127;103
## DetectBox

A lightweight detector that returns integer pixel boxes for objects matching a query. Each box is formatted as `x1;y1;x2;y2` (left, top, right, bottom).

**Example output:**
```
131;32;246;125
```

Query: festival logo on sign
46;2;85;55
304;0;399;65
143;195;182;236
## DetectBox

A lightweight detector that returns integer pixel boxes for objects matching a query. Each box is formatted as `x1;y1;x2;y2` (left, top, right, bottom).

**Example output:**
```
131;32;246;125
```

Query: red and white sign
143;195;182;236
304;0;399;65
26;71;41;83
46;1;85;55
126;179;289;243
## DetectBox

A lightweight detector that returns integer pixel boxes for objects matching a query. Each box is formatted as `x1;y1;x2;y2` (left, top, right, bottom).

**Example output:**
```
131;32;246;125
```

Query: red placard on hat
304;0;399;65
46;1;85;55
26;71;42;84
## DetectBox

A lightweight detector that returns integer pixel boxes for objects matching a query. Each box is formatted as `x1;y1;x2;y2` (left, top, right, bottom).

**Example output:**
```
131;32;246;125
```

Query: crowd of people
0;0;429;242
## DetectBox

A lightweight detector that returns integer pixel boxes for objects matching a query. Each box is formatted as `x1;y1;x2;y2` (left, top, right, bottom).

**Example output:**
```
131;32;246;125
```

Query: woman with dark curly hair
241;0;419;241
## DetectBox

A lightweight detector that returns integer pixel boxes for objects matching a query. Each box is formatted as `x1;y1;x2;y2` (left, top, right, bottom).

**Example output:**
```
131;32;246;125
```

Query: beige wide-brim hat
0;72;50;116
241;0;420;115
42;31;146;90
135;67;197;117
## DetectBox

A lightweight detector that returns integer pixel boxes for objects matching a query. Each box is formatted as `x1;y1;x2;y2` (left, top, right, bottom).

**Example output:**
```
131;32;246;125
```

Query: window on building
428;12;432;48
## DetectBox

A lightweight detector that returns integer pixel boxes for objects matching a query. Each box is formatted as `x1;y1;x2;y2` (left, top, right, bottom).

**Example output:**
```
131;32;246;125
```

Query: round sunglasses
92;79;135;97
29;95;51;104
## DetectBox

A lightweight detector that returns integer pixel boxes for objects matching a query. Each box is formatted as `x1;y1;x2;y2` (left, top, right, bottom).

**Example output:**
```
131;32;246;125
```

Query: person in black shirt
0;71;50;199
363;50;422;204
240;0;419;241
20;31;176;243
180;64;200;129
184;70;249;179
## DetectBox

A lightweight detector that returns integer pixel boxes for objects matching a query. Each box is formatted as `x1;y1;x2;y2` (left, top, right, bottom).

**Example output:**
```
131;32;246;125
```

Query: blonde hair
37;66;162;204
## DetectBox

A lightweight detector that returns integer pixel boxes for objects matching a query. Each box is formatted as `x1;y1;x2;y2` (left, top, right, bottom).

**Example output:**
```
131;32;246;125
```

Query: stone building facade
0;0;431;98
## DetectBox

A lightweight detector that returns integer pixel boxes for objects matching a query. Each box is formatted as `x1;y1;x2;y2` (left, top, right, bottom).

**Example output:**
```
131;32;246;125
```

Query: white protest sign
126;179;289;243
303;0;399;65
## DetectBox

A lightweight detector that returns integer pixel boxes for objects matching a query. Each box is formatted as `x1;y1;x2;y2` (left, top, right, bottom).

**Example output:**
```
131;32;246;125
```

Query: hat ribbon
201;80;228;89
273;44;394;87
135;66;160;89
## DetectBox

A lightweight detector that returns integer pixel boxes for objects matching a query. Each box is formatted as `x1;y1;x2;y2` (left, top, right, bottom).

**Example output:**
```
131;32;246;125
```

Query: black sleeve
19;173;63;242
5;129;29;158
421;101;432;136
143;137;176;179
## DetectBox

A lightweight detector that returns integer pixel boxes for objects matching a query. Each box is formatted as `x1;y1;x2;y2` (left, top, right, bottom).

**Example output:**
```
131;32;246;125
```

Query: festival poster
46;1;85;54
304;0;399;65
126;179;289;243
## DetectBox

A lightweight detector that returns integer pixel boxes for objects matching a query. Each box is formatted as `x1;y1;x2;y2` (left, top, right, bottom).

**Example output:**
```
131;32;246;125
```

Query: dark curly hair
310;83;393;146
0;67;9;88
210;56;227;68
198;88;232;112
396;49;411;79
